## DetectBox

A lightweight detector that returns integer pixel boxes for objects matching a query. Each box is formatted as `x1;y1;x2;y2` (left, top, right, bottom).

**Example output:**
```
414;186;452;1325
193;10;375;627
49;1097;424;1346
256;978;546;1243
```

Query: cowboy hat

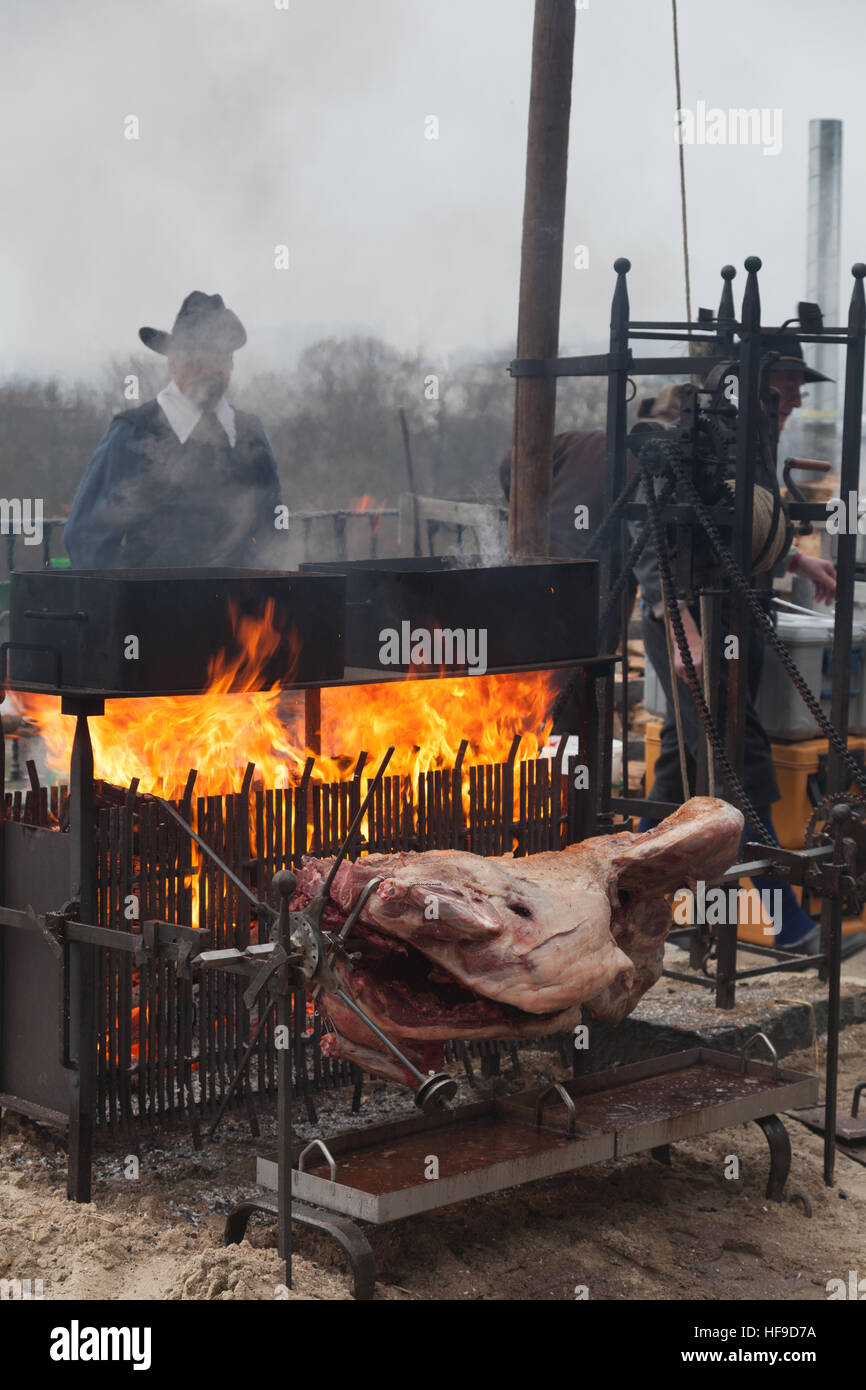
139;291;247;356
759;332;832;383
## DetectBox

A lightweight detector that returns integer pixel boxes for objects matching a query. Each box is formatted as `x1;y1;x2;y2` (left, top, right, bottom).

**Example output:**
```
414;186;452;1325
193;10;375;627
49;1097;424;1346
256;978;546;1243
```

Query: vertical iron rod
66;703;101;1201
822;264;866;1186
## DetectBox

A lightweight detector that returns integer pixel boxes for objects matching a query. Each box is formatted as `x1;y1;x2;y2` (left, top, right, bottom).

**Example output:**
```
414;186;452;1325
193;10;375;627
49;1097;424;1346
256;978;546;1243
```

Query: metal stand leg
66;704;100;1202
276;982;292;1288
304;688;321;756
754;1114;791;1201
823;896;843;1186
350;1066;364;1114
715;919;737;1011
224;1198;377;1301
458;1042;475;1082
689;923;711;972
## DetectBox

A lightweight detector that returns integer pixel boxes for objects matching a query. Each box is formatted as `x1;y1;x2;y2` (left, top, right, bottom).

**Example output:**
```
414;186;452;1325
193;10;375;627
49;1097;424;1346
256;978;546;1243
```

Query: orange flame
348;495;388;537
12;603;558;798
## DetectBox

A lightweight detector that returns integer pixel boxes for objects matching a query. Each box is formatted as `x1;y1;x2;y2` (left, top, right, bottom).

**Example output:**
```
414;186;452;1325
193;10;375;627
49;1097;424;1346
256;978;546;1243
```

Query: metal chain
640;455;777;844
577;469;642;559
598;474;677;640
667;450;866;801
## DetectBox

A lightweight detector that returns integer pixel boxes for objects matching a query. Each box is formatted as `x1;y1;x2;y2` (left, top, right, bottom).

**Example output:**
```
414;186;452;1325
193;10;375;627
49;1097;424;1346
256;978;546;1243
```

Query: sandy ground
3;995;865;1303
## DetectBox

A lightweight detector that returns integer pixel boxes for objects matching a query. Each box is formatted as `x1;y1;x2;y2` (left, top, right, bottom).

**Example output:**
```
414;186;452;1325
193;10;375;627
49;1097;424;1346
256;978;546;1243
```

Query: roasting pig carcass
291;797;743;1087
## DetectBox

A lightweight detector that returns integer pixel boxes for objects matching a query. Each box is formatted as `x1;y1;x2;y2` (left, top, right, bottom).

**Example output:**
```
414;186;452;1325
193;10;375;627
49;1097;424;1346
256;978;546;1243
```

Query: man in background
636;342;861;955
498;428;631;559
65;292;283;569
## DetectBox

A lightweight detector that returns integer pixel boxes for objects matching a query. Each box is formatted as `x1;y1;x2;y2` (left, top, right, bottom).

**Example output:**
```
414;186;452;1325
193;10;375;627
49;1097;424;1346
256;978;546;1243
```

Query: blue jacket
65;399;283;569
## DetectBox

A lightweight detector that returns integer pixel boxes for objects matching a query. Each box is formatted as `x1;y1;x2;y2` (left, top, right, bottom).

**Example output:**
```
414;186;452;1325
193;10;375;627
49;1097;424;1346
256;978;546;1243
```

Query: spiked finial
741;257;762;332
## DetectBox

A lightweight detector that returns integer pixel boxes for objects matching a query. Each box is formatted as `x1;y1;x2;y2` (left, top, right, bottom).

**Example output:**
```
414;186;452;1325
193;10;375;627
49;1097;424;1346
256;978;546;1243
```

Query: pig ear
605;798;743;897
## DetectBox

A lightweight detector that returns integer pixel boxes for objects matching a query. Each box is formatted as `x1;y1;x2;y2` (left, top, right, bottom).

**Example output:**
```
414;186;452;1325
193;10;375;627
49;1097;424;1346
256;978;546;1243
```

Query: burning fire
11;603;560;799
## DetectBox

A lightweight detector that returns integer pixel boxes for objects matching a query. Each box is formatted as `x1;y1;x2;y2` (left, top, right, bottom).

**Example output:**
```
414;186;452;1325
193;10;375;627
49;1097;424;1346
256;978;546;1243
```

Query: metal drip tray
502;1049;818;1156
257;1047;818;1224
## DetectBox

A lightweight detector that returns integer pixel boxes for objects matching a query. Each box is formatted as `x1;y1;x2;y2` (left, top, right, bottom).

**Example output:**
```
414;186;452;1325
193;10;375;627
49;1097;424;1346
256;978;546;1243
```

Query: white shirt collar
156;378;236;447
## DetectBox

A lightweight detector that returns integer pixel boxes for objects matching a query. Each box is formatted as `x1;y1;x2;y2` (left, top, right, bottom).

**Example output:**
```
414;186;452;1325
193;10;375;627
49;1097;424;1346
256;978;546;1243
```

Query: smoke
2;0;866;387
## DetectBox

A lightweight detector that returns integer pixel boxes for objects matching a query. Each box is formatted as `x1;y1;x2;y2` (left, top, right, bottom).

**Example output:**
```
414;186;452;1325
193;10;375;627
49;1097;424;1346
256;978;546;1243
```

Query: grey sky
1;0;864;380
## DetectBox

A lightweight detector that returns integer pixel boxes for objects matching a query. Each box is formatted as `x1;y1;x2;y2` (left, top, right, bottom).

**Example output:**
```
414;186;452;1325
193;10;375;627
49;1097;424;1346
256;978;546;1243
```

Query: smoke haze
2;0;865;381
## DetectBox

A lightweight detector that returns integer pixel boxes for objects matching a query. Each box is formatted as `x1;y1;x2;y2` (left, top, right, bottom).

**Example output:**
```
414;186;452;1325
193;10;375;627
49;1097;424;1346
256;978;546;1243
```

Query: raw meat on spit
291;796;744;1086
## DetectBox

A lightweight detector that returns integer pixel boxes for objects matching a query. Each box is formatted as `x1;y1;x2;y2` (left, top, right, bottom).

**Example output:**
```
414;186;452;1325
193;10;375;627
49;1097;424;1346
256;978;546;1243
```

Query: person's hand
671;605;703;683
791;552;836;605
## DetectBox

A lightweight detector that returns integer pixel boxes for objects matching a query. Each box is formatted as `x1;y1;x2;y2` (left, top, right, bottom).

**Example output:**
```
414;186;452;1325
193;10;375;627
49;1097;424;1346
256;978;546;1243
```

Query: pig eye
507;899;532;919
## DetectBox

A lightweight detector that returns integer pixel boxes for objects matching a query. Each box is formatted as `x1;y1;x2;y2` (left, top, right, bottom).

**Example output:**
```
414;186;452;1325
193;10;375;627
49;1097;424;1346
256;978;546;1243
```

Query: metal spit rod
154;794;276;922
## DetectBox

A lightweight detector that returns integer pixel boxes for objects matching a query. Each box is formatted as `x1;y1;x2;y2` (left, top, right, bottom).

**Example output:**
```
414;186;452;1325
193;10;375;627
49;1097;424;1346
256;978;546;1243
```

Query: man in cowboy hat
634;334;866;956
65;292;284;569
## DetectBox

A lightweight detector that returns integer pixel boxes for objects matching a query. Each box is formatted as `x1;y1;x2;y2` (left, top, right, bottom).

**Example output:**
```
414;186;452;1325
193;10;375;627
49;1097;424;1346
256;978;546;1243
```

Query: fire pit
0;558;610;1203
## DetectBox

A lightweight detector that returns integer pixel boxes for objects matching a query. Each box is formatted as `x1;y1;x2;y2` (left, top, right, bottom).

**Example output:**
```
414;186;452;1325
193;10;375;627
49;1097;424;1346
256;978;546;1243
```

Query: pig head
291;797;743;1087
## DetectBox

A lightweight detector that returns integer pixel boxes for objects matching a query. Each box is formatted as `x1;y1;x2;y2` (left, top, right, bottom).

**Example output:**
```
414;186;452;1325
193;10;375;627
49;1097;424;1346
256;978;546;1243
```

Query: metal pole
304;688;322;756
65;700;101;1201
509;0;575;558
599;260;632;819
822;264;866;1187
274;879;294;1286
726;256;761;788
398;408;421;558
803;119;842;462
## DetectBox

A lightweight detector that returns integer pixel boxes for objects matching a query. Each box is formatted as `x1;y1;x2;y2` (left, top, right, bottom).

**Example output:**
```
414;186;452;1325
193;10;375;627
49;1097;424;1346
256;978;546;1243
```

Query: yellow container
771;735;866;848
644;718;663;792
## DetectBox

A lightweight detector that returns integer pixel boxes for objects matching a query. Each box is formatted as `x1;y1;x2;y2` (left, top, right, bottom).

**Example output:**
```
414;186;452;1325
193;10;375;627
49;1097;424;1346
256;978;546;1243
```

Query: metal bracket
0;639;63;691
754;1114;791;1201
741;1032;779;1081
224;1198;376;1301
242;942;292;1010
535;1082;577;1137
297;1138;337;1182
34;904;65;961
508;351;630;378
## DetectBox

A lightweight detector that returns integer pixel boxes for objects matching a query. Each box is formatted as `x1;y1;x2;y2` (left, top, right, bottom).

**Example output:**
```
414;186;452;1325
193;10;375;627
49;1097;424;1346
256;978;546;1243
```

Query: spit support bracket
20;907;212;1074
742;838;856;901
133;919;213;973
37;903;69;961
743;796;866;901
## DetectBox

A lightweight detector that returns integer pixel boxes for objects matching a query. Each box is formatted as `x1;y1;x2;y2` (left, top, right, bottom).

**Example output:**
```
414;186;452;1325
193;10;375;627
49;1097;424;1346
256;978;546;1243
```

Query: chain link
640;454;777;844
598;474;676;641
577;469;642;559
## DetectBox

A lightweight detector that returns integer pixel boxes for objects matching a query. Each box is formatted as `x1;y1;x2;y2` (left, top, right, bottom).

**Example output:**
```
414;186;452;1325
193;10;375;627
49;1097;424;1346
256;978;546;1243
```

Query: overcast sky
1;0;864;381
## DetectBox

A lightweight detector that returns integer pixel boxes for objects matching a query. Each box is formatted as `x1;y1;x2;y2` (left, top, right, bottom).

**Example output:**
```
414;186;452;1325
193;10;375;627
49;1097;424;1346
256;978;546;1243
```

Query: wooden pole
509;0;576;558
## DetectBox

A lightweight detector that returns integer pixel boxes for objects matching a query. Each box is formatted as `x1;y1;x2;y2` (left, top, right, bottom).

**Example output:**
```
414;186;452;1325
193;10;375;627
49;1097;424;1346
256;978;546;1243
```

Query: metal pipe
318;747;394;903
803;119;842;461
154;795;275;922
333;987;429;1087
